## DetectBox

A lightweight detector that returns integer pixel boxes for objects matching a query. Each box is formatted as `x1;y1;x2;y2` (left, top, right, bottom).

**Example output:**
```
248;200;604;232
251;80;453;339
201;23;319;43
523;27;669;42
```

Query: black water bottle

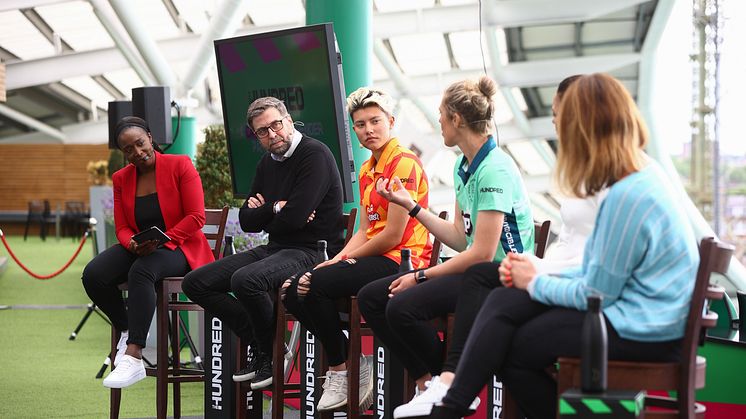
223;235;236;258
316;240;329;263
399;248;413;273
581;295;607;393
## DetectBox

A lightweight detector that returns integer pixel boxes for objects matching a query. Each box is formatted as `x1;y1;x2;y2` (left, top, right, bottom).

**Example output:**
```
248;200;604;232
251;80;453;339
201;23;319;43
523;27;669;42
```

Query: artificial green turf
0;236;204;418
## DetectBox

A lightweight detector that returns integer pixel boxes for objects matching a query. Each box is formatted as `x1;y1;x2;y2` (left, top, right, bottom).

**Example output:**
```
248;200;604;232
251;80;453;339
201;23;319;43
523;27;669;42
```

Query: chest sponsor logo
462;211;473;236
368;204;381;222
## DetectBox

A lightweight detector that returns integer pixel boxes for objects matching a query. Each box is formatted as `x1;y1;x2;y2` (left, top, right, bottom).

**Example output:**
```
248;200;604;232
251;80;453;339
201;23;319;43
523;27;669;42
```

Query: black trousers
283;256;398;366
442;286;682;419
357;261;504;380
181;244;315;356
81;244;189;347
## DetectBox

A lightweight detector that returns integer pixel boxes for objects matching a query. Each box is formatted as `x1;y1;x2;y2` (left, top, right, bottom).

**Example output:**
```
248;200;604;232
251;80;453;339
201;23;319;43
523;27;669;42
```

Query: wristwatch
273;201;282;214
415;269;428;284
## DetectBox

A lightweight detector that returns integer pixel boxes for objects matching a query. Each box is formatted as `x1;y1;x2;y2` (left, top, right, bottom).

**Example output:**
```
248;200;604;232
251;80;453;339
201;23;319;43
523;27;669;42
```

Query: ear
452;112;463;128
388;114;395;129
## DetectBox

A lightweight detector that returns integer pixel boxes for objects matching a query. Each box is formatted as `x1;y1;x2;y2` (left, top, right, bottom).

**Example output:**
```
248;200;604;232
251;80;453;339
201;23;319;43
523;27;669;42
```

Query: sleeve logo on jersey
461;211;473;236
367;204;381;222
480;187;503;193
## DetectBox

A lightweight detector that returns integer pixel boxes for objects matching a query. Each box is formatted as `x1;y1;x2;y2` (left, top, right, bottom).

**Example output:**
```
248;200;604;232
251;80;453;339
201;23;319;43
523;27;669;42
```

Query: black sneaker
233;351;262;382
249;356;273;390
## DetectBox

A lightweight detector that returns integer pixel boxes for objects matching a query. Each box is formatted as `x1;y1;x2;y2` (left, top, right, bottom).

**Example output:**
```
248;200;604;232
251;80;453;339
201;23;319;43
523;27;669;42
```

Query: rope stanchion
0;228;90;280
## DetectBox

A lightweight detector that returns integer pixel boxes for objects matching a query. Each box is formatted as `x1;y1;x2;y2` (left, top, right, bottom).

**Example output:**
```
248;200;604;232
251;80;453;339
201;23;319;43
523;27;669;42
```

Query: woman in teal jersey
357;76;534;417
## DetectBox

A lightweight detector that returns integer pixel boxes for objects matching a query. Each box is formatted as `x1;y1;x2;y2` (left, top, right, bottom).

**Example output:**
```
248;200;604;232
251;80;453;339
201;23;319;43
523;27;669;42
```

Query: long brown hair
556;73;648;197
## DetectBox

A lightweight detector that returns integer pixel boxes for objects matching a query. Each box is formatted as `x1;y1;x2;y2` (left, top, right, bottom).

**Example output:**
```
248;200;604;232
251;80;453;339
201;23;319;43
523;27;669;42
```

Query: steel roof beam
373;39;439;131
180;0;248;95
88;0;156;86
109;0;177;87
0;0;66;12
0;103;66;141
5;23;295;90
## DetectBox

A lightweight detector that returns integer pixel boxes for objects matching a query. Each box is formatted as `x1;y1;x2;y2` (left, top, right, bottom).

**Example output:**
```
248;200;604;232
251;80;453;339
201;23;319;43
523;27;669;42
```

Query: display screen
214;23;355;201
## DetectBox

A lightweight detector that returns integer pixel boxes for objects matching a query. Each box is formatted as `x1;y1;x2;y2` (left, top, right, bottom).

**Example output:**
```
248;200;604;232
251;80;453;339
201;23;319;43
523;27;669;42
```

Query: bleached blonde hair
346;87;396;118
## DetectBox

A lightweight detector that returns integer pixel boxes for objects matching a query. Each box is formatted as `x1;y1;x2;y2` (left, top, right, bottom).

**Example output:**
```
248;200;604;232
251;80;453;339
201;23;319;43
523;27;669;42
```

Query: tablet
132;226;171;246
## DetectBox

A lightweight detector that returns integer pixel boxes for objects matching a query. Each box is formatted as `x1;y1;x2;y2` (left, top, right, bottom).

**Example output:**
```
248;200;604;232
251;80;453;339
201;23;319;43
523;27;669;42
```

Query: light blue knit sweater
529;162;699;342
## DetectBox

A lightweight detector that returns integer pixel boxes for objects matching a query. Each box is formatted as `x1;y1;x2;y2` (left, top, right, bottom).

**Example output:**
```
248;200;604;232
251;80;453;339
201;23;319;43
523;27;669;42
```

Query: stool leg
272;305;286;419
348;299;361;419
156;284;169;419
110;327;121;419
171;306;181;418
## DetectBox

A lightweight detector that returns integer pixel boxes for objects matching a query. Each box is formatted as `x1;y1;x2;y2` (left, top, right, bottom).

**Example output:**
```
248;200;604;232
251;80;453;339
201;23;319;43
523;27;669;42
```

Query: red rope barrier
0;228;90;280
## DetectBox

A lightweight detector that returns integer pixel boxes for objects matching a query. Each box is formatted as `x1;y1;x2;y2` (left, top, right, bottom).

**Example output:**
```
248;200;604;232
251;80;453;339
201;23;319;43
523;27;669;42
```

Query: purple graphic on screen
253;38;282;62
291;32;322;52
218;43;246;73
245;124;256;140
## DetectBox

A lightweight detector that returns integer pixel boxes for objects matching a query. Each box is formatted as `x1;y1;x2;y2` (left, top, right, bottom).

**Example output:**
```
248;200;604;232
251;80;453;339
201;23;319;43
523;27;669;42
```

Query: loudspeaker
107;100;132;149
132;86;172;144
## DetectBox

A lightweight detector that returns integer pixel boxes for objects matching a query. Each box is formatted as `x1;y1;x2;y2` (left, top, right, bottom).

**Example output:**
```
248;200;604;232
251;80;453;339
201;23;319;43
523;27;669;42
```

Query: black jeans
81;244;189;347
181;244;315;356
442;286;682;419
358;272;461;380
357;261;503;380
282;256;398;366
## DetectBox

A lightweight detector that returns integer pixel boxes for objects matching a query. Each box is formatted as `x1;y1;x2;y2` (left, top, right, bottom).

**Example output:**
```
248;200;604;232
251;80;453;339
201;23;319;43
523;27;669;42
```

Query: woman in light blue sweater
429;73;699;419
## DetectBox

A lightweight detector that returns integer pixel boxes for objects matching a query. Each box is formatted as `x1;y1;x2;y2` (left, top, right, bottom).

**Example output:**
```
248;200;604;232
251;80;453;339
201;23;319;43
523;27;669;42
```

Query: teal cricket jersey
453;137;534;262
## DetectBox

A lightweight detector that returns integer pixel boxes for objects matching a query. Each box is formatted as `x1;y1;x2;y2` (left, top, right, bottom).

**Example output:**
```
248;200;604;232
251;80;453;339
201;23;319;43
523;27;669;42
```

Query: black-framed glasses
251;116;288;138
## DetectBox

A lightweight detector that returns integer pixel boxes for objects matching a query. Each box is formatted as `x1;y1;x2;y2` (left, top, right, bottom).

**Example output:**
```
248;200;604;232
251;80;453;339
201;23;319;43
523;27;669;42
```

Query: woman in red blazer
82;116;213;389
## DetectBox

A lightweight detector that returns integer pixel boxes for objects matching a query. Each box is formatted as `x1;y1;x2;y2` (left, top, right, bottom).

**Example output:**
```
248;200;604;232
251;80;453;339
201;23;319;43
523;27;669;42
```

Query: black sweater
239;135;344;252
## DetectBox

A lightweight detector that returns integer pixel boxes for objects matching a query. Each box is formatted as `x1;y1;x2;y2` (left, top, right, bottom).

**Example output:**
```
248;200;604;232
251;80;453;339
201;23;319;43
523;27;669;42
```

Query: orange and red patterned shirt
359;137;432;268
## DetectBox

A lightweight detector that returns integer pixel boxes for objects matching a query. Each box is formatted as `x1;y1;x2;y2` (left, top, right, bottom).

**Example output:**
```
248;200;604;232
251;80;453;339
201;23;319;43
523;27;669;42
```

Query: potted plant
195;125;266;251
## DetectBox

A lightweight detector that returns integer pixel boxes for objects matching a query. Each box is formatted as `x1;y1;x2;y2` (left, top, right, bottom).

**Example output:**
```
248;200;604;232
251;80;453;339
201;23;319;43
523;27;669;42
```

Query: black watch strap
415;269;428;284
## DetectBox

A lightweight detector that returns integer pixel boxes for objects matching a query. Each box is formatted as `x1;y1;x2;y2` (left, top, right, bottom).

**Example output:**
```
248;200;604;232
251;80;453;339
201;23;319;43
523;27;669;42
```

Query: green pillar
165;115;197;160
307;0;372;211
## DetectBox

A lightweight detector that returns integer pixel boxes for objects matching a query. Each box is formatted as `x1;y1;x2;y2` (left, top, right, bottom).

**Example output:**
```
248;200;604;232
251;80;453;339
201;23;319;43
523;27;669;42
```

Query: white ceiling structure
0;0;663;221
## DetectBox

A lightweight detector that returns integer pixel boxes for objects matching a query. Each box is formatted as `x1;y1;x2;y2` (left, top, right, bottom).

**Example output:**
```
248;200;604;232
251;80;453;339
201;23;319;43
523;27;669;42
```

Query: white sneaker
103;355;146;388
358;355;375;411
113;330;128;367
318;370;348;411
394;376;449;418
394;376;480;418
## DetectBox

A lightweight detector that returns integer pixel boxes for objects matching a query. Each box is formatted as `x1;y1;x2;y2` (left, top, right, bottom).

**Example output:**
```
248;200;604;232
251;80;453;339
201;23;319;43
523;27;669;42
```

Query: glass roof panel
582;21;636;43
522;24;575;49
371;54;388;82
398;97;435;134
449;30;489;70
35;0;113;52
440;0;476;5
103;69;144;100
493;90;514;125
374;0;435;13
0;10;55;60
61;76;116;109
505;141;551;176
511;87;528;112
130;0;181;40
247;0;304;26
389;33;451;76
494;27;509;65
172;0;213;34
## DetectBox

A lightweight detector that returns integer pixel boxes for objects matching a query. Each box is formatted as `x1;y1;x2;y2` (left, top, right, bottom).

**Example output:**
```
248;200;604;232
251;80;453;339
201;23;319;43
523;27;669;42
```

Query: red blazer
112;153;214;270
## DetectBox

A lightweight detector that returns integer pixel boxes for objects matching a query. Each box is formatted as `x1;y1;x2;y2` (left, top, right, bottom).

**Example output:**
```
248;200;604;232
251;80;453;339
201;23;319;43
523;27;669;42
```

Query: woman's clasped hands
498;252;537;290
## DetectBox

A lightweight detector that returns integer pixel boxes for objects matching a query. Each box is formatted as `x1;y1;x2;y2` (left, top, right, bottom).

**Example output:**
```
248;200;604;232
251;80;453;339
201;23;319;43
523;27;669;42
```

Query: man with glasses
183;96;344;390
